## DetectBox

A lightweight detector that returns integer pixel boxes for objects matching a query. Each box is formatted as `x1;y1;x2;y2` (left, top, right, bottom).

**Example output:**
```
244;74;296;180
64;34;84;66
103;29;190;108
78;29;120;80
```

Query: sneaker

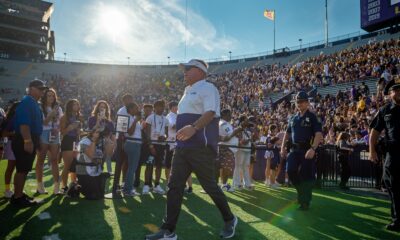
10;194;37;208
264;179;270;186
61;186;68;195
386;222;400;232
184;187;193;194
145;229;177;240
244;185;254;190
222;184;235;192
153;185;166;195
36;182;48;195
220;215;238;239
142;185;151;195
298;203;309;211
199;189;207;194
53;182;60;195
4;190;14;199
269;183;279;189
124;189;141;197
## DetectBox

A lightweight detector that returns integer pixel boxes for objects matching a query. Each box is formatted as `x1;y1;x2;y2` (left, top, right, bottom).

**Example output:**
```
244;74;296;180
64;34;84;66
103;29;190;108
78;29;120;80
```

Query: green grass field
0;159;399;240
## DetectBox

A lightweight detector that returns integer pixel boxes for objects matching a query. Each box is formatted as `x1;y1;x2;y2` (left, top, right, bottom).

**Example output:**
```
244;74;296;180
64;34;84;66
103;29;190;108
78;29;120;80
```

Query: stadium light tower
127;57;130;65
325;0;329;47
299;39;303;50
63;52;66;63
229;51;232;61
167;56;170;65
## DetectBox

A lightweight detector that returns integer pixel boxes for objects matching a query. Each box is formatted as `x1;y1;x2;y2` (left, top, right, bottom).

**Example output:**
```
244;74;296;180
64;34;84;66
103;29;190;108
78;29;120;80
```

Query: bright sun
98;6;128;42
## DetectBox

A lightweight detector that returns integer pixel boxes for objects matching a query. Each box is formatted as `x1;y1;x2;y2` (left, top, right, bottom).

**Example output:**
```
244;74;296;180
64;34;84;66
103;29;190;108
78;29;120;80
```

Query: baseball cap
179;59;208;74
295;91;309;101
384;78;400;95
29;79;48;90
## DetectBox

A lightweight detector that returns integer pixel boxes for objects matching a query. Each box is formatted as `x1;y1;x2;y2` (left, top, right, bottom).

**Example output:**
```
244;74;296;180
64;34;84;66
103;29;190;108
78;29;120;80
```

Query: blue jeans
124;141;142;193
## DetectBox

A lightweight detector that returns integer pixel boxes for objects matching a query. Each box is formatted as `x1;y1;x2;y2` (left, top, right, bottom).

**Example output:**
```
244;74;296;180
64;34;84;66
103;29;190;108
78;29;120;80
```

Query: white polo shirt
176;79;220;151
178;80;220;117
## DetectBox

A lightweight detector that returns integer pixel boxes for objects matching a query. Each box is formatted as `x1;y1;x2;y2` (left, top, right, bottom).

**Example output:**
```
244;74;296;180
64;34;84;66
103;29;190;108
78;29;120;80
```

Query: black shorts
61;135;79;152
165;145;175;169
12;134;40;173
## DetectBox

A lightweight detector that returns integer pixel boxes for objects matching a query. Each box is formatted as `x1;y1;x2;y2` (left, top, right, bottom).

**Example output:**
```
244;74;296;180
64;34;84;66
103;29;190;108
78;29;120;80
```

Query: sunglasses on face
184;66;197;72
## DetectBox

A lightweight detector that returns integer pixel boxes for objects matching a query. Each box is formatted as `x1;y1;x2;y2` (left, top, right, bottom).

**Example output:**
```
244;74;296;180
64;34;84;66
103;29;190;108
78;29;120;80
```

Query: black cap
384;78;400;95
295;91;309;101
29;79;48;90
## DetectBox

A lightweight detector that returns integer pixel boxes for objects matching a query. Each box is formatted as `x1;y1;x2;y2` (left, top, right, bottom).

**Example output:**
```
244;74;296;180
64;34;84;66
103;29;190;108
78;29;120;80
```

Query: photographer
88;100;115;175
76;129;108;200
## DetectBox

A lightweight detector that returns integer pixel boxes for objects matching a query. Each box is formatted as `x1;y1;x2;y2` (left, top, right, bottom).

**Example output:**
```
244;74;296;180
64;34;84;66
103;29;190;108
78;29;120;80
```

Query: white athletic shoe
53;182;60;195
269;183;280;189
124;189;141;197
222;184;235;192
153;185;166;195
36;182;48;194
4;190;14;198
142;185;151;195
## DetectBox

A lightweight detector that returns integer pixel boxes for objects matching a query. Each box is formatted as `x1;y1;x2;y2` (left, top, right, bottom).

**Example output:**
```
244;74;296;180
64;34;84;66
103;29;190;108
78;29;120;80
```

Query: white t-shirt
117;106;127;116
78;137;103;177
166;111;177;149
219;119;238;153
125;114;142;139
146;113;169;144
43;106;63;131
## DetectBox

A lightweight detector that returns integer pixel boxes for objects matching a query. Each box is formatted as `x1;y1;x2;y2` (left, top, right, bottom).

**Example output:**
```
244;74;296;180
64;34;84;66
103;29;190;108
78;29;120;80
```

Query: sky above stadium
48;0;362;64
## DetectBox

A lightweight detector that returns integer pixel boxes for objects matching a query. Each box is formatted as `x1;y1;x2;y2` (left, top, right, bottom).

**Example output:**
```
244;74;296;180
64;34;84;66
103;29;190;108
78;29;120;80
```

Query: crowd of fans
1;38;399;203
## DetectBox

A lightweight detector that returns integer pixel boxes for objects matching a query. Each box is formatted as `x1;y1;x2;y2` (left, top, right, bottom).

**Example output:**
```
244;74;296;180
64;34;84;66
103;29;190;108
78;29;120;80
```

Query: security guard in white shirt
145;59;237;240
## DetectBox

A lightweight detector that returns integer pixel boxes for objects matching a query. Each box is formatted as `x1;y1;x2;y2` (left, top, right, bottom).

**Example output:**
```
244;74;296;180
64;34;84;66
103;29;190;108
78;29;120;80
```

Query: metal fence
252;144;382;189
316;144;381;189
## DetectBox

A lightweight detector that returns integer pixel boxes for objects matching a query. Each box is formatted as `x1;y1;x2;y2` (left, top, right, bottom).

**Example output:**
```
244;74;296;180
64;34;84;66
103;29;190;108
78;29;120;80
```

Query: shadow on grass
1;160;399;240
1;194;114;240
224;186;399;240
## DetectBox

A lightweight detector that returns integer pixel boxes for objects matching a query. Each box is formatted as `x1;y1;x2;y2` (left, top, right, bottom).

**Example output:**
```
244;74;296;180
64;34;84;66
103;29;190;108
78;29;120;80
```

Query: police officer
369;78;400;231
280;91;323;210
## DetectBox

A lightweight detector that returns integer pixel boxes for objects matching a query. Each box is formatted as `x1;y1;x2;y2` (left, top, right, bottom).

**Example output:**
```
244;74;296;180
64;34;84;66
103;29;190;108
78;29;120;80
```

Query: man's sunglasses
184;66;197;72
